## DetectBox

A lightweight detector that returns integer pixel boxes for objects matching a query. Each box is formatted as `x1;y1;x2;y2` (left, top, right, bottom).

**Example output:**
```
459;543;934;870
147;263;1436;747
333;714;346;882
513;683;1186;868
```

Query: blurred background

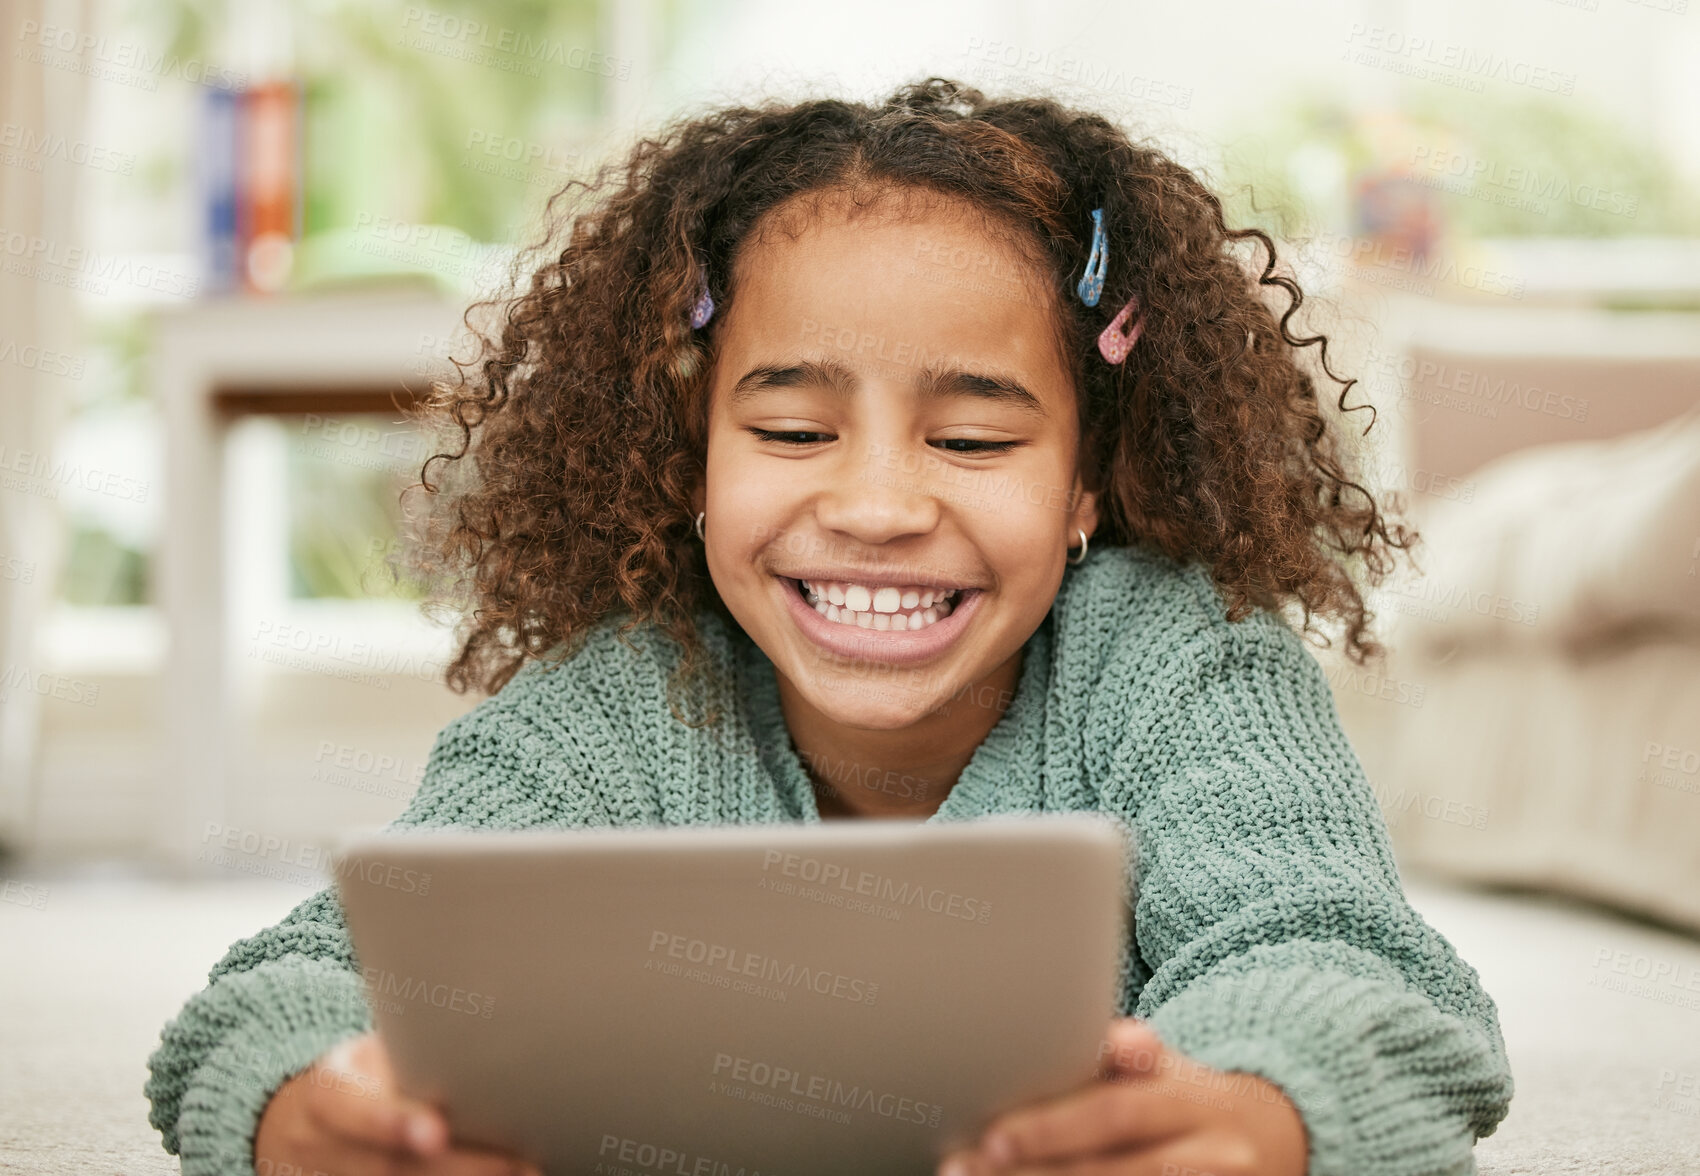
2;0;1698;1172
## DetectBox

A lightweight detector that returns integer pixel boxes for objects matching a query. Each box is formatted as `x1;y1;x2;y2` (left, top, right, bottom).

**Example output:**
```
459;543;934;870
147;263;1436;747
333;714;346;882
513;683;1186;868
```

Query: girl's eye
750;428;833;445
931;438;1020;454
748;430;1019;454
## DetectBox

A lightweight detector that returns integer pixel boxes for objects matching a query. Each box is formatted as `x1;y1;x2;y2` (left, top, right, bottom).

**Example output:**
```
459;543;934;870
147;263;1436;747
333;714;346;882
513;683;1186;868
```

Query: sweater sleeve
144;704;602;1175
1101;607;1513;1176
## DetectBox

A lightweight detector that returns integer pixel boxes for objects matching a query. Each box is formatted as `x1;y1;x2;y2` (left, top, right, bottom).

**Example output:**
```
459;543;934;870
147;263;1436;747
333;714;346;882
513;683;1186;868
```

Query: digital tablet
333;813;1135;1176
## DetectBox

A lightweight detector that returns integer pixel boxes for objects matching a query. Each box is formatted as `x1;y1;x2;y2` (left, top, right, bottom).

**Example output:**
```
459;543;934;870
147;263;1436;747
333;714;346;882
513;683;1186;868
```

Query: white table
150;290;466;865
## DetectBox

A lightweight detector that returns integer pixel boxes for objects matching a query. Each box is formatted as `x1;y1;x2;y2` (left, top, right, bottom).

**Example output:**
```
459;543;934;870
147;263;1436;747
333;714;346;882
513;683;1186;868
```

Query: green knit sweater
145;543;1513;1175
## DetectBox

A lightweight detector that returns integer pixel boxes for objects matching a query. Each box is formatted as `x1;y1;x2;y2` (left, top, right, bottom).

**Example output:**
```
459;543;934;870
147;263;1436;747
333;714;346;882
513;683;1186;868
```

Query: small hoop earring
1068;528;1089;566
694;511;705;541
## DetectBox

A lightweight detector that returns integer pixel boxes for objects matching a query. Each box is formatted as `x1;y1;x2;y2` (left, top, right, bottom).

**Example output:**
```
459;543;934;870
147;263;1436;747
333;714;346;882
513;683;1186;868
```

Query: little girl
147;78;1513;1176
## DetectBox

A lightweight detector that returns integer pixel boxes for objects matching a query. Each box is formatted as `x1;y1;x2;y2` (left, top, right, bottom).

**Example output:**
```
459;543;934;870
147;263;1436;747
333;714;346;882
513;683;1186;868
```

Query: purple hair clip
1098;294;1145;365
689;274;715;329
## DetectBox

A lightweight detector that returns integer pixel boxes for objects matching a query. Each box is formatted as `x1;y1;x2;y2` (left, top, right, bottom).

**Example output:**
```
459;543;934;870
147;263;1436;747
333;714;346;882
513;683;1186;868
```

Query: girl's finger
978;1075;1204;1166
300;1060;449;1157
1094;1018;1166;1079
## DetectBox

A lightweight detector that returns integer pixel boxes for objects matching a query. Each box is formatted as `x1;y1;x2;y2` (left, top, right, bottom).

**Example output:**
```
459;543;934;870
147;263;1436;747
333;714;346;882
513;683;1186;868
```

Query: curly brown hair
408;76;1415;707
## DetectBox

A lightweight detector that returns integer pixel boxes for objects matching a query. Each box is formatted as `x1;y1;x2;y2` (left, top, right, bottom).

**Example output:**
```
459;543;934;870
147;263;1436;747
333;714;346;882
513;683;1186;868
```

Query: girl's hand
938;1018;1308;1176
253;1031;543;1176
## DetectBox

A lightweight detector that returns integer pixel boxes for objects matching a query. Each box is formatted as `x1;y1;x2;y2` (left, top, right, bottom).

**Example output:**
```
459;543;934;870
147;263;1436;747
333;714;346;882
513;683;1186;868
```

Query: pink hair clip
1097;294;1144;365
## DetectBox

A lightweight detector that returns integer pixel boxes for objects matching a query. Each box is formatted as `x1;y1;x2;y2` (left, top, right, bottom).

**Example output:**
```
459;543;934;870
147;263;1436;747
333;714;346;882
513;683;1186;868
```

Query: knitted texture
145;543;1513;1175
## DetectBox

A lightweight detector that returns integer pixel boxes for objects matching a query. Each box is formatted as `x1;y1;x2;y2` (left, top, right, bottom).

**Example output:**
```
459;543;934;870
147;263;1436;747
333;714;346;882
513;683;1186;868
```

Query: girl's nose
812;444;943;546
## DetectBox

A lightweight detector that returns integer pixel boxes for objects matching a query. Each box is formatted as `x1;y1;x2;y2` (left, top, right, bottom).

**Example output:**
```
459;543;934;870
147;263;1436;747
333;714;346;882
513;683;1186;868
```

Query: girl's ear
1068;476;1100;543
690;482;706;518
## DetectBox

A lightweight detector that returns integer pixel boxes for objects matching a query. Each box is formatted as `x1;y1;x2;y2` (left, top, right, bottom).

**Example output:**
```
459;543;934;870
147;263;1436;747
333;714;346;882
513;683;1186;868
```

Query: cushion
1383;406;1700;653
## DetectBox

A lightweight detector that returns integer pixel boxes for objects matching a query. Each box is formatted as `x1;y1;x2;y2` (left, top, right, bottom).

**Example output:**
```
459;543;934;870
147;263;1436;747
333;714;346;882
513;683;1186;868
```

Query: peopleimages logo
198;822;432;894
646;930;879;1005
1343;23;1578;96
1409;146;1639;219
0;228;198;297
711;1052;944;1128
0;879;50;910
1382;574;1542;627
0;337;85;379
248;618;446;687
0;122;136;174
0;443;149;502
0;663;99;707
597;1134;773;1176
397;6;632;79
759;849;993;923
360;965;495;1019
1307;230;1526;299
15;18;247;91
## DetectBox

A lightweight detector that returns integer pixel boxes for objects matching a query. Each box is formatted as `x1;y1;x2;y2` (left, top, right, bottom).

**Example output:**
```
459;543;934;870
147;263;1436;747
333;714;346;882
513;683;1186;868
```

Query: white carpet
2;866;1697;1174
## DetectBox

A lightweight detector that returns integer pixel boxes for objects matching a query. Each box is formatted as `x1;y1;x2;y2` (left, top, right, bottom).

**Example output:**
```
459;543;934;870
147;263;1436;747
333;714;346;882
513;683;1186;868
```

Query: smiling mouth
788;577;964;631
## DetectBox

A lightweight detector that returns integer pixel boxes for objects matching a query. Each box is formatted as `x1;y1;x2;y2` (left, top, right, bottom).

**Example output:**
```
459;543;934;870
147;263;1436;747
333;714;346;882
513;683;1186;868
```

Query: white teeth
817;600;953;631
795;577;967;633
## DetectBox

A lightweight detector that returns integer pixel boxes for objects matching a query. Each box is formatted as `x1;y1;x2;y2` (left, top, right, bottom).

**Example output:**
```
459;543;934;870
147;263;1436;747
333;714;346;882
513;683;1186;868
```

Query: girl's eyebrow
729;358;1044;416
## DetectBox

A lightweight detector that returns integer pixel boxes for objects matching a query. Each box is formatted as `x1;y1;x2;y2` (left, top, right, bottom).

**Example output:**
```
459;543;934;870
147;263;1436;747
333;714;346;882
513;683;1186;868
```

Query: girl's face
697;190;1097;730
